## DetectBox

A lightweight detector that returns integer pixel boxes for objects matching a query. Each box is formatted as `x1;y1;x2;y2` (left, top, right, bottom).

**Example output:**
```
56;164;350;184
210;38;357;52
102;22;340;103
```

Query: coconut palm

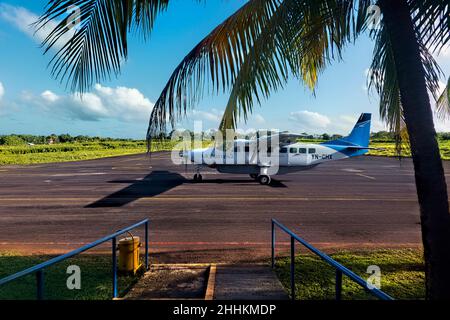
37;0;450;298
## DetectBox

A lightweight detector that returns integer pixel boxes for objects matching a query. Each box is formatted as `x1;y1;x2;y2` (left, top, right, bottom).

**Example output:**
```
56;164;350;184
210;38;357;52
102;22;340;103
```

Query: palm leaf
368;20;443;156
37;0;169;92
436;77;450;120
219;0;372;131
149;0;373;138
146;0;283;140
410;0;450;54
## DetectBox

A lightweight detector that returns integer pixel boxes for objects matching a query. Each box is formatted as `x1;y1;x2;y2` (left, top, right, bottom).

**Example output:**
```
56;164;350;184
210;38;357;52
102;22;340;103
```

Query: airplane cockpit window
280;147;288;154
289;148;297;154
299;148;307;154
309;148;316;154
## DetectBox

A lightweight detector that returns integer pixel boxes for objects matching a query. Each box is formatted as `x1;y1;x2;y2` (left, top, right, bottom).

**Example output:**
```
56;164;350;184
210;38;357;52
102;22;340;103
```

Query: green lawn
368;140;450;160
0;252;140;300
1;139;449;166
0;140;214;165
274;249;425;300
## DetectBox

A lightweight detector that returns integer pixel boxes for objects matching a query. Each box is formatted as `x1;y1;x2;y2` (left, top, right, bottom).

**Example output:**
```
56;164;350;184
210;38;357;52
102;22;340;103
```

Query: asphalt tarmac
1;152;448;262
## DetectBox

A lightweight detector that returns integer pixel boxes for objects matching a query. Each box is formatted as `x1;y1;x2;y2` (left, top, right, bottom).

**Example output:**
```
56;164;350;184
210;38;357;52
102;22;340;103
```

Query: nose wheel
258;175;271;185
193;173;203;182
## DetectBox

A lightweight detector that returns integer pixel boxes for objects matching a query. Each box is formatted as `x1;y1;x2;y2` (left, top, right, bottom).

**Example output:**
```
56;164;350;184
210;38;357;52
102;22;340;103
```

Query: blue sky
0;0;448;139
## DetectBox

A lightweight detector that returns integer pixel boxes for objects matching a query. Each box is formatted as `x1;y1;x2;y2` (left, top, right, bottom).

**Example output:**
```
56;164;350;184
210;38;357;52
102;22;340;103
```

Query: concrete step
212;264;288;300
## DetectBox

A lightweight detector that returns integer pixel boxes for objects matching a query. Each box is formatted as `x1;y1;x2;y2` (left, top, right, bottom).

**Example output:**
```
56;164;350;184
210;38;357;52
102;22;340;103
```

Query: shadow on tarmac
86;171;287;208
85;171;186;208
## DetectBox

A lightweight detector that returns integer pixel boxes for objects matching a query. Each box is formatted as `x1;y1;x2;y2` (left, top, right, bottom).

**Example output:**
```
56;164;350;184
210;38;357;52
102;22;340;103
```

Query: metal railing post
335;270;342;300
271;221;275;269
112;237;117;299
269;219;394;301
290;236;295;301
145;220;149;271
0;219;150;300
36;270;44;300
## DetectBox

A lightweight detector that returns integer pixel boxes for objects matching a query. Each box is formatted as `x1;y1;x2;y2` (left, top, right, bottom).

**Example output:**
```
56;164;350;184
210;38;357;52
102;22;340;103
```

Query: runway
1;152;448;262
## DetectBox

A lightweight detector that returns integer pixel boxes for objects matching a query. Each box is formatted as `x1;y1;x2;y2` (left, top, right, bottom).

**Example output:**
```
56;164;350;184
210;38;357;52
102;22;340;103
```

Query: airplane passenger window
309;148;316;154
299;148;307;154
289;148;297;153
280;148;288;154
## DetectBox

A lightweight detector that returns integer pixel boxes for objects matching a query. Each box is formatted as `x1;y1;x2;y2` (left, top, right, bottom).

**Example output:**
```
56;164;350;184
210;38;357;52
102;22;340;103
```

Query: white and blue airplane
180;113;373;185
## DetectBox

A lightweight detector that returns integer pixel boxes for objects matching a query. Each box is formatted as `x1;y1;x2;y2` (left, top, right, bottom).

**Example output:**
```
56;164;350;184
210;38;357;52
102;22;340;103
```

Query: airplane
180;113;373;185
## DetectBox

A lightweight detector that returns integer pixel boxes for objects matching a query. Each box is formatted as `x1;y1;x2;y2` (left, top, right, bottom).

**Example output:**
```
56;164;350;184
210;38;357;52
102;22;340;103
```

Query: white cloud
28;84;153;122
289;110;331;131
191;109;222;122
440;45;450;58
41;90;59;103
0;82;4;101
252;114;266;125
0;3;74;49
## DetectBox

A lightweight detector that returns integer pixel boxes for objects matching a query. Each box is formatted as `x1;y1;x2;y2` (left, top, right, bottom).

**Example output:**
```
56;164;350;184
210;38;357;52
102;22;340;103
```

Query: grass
0;140;184;165
0;252;140;300
368;140;450;160
0;139;449;166
274;249;425;300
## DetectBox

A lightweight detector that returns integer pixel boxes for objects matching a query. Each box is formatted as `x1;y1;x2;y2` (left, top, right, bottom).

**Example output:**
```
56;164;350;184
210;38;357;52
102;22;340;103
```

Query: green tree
0;135;25;146
58;134;74;143
38;0;450;298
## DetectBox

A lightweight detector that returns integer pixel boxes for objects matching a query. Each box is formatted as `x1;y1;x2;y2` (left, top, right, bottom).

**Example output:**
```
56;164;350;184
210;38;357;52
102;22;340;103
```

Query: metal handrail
0;219;150;300
271;219;393;301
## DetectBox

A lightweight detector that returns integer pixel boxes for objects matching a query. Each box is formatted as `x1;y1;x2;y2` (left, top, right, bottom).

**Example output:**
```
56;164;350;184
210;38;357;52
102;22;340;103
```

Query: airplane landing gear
193;165;203;182
258;175;271;185
193;173;203;182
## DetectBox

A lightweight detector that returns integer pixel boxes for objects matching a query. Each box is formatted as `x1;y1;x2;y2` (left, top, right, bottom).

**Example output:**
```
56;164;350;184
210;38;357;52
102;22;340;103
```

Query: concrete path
213;264;288;300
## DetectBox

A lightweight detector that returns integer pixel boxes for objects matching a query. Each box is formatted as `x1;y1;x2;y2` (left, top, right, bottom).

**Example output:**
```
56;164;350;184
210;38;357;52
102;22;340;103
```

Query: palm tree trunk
379;0;450;299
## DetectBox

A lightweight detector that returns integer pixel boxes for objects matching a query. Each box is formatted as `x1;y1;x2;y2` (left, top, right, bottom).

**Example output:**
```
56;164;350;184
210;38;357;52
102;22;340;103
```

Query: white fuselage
185;140;354;176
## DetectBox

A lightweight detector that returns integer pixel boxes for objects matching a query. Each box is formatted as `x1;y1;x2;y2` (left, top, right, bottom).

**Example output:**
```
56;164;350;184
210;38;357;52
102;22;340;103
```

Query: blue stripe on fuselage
321;143;369;157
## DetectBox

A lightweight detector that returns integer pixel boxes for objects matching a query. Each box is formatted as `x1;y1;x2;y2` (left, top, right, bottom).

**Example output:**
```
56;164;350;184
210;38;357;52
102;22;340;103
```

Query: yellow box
118;236;142;274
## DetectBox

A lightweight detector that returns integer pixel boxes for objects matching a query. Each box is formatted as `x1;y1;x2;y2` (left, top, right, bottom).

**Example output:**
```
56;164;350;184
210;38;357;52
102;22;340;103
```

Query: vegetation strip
274;249;424;300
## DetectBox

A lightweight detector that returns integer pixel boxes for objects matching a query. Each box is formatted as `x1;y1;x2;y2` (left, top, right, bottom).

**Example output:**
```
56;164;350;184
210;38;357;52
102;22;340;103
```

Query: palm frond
37;0;169;92
219;0;372;131
147;0;282;139
410;0;450;54
436;77;450;120
368;20;443;155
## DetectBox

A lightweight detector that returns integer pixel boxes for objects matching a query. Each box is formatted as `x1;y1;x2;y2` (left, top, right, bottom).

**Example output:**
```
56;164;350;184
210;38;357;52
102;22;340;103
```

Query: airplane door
279;147;288;166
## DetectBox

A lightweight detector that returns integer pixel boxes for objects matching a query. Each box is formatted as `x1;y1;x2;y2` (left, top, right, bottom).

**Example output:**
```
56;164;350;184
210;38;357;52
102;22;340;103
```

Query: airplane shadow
85;171;186;208
86;171;287;208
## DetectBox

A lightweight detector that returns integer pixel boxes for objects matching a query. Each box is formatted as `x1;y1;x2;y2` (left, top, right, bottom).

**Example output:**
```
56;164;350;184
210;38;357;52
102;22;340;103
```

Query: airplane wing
257;132;308;145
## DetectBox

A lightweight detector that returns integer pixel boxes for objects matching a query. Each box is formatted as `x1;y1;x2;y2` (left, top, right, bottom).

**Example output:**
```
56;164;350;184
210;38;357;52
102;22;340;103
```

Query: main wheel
258;175;271;185
249;174;258;179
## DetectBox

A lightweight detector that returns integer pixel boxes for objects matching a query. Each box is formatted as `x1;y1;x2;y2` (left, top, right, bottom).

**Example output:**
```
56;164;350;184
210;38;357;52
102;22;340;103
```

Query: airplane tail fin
338;113;371;147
